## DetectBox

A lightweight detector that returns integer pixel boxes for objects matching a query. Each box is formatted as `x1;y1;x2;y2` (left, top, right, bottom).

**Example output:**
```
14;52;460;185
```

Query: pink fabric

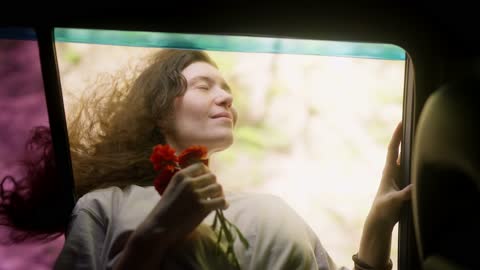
0;229;64;270
0;38;64;269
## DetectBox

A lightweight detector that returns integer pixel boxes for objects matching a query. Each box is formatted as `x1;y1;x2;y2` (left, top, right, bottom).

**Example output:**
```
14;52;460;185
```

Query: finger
191;173;217;189
401;184;413;200
386;122;403;167
393;184;413;201
201;197;229;211
196;183;223;199
183;163;209;177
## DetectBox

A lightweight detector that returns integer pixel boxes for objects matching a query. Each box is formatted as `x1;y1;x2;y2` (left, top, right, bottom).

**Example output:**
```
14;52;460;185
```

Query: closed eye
197;84;210;90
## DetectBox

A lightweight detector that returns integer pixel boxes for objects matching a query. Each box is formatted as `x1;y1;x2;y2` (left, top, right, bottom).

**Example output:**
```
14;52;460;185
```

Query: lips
211;112;233;119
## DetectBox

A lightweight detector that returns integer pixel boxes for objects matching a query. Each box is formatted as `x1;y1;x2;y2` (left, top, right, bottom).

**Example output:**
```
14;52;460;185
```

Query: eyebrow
189;76;232;93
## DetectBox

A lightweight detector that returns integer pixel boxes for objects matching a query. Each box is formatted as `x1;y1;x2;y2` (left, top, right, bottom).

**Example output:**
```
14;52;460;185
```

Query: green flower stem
214;209;241;269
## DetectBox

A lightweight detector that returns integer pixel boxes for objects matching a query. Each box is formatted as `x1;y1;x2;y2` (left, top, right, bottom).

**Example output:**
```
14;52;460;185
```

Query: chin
209;135;234;153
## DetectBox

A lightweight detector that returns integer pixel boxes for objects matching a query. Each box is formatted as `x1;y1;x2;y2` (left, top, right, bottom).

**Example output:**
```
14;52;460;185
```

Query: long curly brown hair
0;49;217;241
68;49;217;197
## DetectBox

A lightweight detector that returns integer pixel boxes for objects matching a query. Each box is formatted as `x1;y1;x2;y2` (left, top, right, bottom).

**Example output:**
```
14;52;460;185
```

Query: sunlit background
55;40;405;269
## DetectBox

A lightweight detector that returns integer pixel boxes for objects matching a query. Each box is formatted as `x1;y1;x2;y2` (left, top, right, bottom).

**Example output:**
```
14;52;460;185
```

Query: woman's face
166;61;237;155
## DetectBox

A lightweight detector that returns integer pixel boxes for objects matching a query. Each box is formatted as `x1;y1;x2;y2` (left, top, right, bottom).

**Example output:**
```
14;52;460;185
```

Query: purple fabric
0;39;64;270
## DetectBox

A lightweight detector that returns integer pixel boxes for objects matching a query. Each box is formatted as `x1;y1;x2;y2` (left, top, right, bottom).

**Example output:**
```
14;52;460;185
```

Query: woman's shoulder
226;191;325;260
226;191;299;222
73;185;156;215
228;191;291;208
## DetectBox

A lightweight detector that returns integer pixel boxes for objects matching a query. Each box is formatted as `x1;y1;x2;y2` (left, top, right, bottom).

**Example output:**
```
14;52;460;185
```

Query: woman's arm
112;226;171;270
357;122;412;269
113;163;228;269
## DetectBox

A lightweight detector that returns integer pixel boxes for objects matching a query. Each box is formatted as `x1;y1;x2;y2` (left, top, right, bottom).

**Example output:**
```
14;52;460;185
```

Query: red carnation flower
150;144;178;171
149;143;247;268
178;145;209;168
153;168;179;195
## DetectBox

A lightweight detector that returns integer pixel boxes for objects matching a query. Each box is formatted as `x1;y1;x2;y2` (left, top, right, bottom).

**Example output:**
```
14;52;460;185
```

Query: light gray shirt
54;185;348;270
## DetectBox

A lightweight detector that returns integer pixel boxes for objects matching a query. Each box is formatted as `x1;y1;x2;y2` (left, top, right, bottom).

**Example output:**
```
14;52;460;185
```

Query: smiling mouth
213;116;233;121
211;112;233;120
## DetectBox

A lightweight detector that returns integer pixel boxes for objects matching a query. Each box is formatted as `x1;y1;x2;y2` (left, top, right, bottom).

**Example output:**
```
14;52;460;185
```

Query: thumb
394;184;413;201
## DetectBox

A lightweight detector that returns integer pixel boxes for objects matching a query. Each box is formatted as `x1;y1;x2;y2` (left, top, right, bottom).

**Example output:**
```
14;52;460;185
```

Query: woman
3;49;411;269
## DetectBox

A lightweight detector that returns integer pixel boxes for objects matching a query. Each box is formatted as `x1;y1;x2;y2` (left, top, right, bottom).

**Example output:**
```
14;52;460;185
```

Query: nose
215;89;233;108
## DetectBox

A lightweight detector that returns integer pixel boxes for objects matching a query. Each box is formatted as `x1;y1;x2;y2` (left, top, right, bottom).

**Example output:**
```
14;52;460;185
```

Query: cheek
175;97;206;123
